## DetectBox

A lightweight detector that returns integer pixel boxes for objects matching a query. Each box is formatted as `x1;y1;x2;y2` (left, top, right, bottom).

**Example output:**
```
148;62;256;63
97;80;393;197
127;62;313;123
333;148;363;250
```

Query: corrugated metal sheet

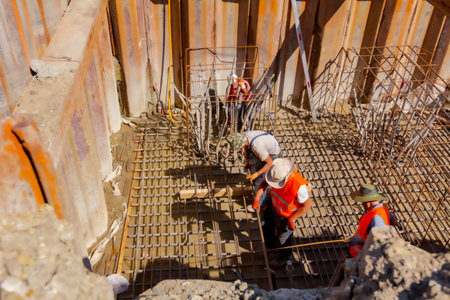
109;0;148;116
1;0;448;117
124;0;446;113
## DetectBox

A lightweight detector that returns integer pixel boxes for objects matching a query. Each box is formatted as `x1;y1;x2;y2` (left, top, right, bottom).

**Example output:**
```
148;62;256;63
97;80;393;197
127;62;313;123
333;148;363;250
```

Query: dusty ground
0;205;114;299
136;279;331;300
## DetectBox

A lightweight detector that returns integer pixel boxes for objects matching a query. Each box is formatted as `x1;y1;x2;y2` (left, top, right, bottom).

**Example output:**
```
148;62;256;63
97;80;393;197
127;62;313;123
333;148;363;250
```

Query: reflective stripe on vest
270;170;309;218
349;205;391;258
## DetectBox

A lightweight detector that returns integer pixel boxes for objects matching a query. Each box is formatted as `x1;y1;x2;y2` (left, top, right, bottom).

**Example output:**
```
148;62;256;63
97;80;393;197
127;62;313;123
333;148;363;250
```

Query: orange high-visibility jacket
270;170;309;218
349;205;391;257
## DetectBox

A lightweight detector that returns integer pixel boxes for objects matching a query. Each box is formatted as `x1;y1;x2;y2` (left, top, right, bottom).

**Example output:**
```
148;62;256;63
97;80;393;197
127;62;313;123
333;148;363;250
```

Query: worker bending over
254;158;311;267
348;183;396;257
226;131;281;212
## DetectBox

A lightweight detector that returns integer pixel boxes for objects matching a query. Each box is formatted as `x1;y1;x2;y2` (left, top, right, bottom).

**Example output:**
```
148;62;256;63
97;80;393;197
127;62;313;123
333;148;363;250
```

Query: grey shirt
244;130;281;161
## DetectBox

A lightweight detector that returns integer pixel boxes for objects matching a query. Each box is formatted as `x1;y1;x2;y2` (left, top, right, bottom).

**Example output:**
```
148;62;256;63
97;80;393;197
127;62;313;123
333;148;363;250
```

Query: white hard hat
265;158;295;189
231;73;238;83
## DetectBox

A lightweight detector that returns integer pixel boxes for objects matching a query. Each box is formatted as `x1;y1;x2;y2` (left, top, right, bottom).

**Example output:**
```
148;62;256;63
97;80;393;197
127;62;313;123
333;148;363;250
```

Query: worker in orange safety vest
348;183;396;258
253;158;312;267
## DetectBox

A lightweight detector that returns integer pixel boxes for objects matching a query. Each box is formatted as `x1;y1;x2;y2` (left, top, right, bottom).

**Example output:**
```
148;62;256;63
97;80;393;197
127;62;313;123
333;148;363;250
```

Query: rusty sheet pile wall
106;0;448;117
0;0;67;115
10;0;121;250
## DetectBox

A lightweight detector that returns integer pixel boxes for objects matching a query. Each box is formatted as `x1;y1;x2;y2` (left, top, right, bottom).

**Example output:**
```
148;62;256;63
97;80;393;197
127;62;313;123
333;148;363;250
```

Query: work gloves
246;172;258;182
252;199;260;210
287;218;296;230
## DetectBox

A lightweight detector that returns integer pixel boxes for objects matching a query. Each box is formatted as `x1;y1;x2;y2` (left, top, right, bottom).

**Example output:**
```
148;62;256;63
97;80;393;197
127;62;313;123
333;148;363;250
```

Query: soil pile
0;205;114;300
136;279;330;300
331;226;450;299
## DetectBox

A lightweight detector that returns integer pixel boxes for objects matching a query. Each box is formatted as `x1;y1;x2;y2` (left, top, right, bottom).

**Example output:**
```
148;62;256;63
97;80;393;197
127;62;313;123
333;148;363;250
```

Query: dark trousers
262;201;293;260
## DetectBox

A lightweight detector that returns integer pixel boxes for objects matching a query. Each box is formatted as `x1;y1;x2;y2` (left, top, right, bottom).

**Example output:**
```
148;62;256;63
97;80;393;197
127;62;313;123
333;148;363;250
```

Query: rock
331;227;450;300
0;205;114;300
243;288;255;300
1;276;30;297
239;281;248;292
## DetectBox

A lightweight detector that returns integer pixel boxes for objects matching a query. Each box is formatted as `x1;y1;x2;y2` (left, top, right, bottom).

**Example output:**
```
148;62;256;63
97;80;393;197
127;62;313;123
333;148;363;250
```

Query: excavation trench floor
116;109;449;299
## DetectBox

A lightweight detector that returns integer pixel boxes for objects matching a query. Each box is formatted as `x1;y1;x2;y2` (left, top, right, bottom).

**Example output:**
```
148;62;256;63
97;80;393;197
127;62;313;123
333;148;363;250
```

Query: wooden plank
179;186;253;199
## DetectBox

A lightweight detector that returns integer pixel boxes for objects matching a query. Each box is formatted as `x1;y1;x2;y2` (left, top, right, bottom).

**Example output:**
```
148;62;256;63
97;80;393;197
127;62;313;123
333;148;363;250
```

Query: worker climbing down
348;183;396;258
226;131;281;213
253;158;312;267
227;74;252;129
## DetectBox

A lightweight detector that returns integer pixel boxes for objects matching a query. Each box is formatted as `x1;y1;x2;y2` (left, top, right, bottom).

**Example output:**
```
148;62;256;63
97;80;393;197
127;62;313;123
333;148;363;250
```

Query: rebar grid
117;105;448;298
312;45;449;251
117;46;448;298
316;46;448;163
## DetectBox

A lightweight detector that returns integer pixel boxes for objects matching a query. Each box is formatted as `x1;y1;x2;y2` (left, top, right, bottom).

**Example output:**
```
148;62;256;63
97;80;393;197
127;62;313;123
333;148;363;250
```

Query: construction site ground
108;107;449;299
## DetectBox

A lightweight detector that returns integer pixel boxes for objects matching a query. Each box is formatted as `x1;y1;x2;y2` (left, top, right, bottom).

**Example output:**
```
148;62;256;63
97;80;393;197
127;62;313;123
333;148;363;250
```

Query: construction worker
254;158;311;267
348;183;396;257
226;131;281;212
227;74;252;129
227;74;252;102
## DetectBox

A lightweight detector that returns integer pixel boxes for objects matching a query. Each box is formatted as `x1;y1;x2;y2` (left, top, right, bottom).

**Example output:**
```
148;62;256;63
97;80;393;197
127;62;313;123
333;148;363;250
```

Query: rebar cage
312;45;449;250
181;47;278;163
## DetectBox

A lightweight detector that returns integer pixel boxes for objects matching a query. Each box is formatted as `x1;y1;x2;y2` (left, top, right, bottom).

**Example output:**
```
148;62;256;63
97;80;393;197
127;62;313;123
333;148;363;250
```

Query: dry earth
0;205;114;300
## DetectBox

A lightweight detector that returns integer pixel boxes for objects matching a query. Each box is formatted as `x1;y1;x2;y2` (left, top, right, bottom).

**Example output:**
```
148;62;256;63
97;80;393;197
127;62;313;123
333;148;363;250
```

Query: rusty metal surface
0;116;64;218
0;0;66;115
109;0;148;116
12;0;119;249
1;0;449;118
115;0;447;116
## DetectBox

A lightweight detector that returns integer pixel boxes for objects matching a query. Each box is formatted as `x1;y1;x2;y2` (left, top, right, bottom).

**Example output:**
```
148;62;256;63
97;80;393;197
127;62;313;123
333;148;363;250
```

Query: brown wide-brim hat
265;158;294;189
351;183;386;203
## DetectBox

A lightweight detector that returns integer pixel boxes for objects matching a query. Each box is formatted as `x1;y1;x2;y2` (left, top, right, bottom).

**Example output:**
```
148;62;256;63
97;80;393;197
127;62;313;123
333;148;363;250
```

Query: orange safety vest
349;205;391;257
270;170;309;218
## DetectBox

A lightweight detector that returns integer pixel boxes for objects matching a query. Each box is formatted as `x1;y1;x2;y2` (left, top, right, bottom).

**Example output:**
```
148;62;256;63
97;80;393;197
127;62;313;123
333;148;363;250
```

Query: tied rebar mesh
315;46;449;163
312;45;449;251
116;45;449;299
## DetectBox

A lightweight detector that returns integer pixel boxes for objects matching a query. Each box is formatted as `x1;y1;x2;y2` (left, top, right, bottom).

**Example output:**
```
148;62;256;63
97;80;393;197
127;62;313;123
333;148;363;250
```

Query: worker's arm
253;180;268;209
288;198;311;228
287;185;312;230
348;234;363;246
248;154;273;181
240;82;248;94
